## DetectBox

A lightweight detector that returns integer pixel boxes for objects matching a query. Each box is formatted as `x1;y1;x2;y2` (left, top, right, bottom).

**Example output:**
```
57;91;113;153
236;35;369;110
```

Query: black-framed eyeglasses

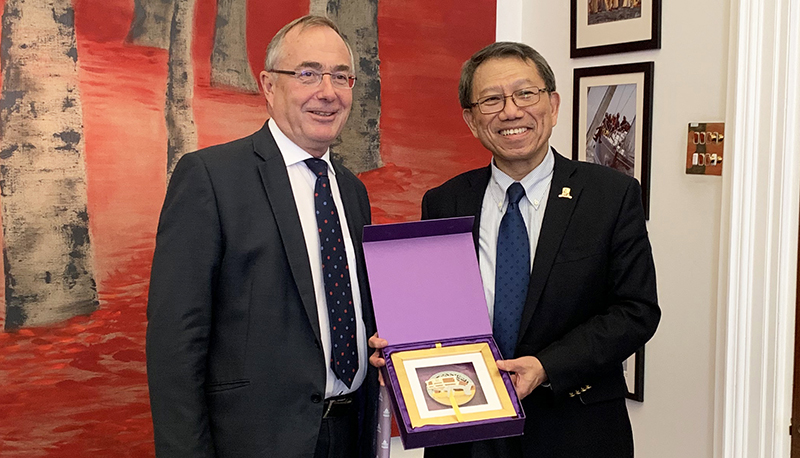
470;87;549;114
268;69;357;89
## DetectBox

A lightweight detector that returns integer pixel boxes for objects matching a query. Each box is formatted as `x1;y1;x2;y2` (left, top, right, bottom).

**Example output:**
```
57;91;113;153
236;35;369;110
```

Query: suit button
311;393;322;404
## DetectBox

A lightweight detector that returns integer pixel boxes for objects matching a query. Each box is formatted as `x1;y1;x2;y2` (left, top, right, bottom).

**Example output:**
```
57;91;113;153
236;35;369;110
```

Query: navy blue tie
305;158;358;388
493;182;530;359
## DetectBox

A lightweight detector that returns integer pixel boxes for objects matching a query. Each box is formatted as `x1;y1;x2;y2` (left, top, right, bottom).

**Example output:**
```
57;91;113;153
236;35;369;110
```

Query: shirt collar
488;146;555;207
268;118;336;176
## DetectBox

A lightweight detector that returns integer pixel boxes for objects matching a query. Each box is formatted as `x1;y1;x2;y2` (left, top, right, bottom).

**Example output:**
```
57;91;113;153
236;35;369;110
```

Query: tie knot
305;158;328;177
506;182;526;205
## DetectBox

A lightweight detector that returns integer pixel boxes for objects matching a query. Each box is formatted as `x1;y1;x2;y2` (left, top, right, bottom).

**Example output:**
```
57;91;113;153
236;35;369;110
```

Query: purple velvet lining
363;219;489;345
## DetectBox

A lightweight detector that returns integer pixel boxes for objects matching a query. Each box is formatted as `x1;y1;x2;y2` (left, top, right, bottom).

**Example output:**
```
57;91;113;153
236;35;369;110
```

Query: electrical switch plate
686;122;724;175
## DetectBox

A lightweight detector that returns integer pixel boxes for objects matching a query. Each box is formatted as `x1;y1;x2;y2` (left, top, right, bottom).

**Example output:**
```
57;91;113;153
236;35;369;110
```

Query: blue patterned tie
493;182;530;359
305;158;358;387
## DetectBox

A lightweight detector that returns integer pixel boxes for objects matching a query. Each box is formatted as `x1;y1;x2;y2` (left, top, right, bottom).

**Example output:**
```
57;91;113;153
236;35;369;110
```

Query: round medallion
425;371;476;406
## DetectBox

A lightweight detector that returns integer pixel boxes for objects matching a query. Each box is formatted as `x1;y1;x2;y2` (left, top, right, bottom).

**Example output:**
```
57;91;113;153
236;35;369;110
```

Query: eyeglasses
470;87;549;114
268;69;357;89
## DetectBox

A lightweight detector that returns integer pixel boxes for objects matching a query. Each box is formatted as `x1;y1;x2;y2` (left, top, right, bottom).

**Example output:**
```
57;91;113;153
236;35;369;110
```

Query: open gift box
363;216;525;449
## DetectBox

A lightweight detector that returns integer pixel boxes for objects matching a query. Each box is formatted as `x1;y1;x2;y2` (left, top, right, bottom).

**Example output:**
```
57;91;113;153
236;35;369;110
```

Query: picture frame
572;62;654;219
570;0;661;58
624;346;645;402
390;343;517;428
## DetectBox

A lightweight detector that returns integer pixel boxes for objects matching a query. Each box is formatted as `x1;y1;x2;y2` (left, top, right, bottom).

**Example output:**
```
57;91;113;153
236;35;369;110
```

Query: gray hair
264;15;355;71
458;42;556;109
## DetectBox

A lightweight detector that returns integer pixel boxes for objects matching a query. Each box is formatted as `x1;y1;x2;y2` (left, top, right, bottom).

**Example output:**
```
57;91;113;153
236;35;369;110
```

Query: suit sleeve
146;153;220;457
535;178;660;396
421;192;430;219
421;189;438;220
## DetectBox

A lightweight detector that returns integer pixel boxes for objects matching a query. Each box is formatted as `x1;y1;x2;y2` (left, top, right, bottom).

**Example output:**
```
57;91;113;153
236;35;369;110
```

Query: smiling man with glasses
427;40;659;458
147;15;377;458
370;42;660;458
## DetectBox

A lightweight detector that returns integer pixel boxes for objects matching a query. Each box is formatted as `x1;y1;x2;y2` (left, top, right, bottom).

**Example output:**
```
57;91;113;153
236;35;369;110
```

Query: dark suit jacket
146;123;378;458
421;151;660;458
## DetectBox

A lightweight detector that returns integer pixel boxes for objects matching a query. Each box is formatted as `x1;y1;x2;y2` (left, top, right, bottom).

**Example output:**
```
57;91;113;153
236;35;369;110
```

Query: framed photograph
390;343;517;428
572;62;654;218
570;0;661;58
624;347;645;402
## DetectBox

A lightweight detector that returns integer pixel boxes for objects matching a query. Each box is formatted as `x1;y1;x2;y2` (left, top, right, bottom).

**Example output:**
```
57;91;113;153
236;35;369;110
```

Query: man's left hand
495;356;547;400
368;333;388;386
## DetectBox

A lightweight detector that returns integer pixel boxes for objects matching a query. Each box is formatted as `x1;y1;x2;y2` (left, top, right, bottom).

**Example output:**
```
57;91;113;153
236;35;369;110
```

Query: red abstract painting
0;0;495;455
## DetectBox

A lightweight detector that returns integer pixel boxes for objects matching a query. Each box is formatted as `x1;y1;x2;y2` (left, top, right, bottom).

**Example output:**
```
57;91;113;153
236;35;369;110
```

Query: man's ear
260;71;274;105
462;108;479;138
548;91;561;127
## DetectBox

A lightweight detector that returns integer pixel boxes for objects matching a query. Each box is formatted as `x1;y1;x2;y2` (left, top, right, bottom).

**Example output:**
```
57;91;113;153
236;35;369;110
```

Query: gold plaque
390;342;517;428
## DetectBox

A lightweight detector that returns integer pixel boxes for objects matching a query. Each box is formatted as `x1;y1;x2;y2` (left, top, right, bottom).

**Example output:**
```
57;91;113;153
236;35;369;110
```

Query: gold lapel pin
558;187;573;199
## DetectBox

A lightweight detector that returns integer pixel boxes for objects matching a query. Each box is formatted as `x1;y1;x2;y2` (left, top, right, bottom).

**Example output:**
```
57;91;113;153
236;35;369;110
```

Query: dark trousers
313;404;358;458
425;393;633;458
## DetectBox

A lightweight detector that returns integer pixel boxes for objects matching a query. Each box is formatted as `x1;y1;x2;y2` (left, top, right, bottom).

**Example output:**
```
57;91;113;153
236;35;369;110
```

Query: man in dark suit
371;42;659;457
147;15;377;458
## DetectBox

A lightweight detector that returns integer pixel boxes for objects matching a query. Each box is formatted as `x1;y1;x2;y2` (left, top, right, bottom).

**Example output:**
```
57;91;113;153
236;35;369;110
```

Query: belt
322;394;356;418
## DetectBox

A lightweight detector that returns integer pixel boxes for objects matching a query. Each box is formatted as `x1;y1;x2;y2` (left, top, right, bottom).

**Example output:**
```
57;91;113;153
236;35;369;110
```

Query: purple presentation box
363;216;525;450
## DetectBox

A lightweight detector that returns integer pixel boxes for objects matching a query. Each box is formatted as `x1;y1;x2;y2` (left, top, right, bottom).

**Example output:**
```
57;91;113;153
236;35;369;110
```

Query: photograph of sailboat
572;62;653;218
585;83;637;177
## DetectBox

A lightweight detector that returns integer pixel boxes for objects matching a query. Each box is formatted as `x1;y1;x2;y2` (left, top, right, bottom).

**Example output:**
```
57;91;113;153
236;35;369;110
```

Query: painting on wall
572;61;654;218
0;0;496;455
570;0;661;57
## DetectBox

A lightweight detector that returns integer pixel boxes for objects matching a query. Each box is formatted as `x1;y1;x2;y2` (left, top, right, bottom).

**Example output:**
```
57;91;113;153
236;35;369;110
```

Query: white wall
509;1;731;456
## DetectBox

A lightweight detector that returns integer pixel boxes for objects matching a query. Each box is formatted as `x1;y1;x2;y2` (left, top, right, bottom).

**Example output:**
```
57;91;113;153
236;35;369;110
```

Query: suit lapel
466;167;492;251
517;152;582;341
253;125;322;341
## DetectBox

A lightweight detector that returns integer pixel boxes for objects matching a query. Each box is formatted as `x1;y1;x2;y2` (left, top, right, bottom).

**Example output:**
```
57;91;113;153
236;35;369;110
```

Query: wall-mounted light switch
686;122;724;176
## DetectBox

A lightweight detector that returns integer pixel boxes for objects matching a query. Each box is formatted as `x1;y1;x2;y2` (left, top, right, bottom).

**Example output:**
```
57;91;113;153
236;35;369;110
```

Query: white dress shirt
478;147;555;325
268;119;368;397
